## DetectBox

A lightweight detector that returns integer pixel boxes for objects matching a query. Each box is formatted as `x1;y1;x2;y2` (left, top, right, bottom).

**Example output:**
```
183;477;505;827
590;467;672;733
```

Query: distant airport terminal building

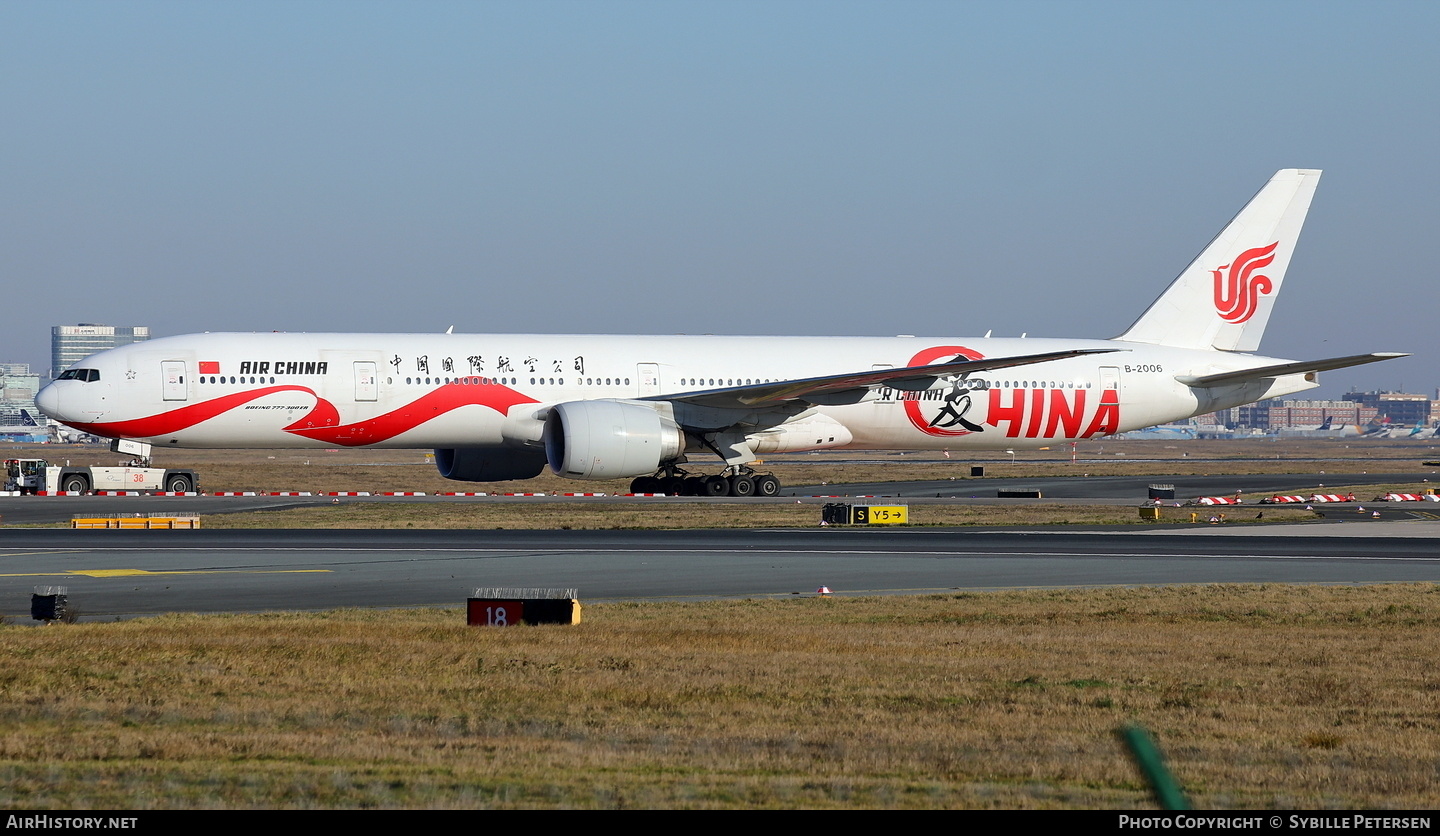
0;362;41;421
1229;392;1436;431
1234;398;1380;431
1339;391;1434;429
51;324;149;379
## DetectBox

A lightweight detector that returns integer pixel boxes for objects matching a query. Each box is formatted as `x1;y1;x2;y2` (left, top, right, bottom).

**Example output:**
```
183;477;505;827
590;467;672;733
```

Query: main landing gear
629;466;781;498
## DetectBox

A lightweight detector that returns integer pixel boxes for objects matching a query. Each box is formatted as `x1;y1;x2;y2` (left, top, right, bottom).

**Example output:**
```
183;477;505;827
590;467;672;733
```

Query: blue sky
3;0;1436;397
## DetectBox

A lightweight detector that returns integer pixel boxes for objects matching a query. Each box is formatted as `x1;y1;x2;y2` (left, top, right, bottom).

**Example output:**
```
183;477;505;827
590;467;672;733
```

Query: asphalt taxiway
3;471;1436;619
785;471;1438;499
0;471;1433;526
3;523;1439;620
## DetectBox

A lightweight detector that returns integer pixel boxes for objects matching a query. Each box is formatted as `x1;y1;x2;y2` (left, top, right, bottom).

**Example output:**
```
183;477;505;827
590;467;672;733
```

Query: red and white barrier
267;491;313;496
94;491;145;496
438;492;489;496
212;491;258;496
383;491;428;496
325;492;372;496
1195;496;1241;505
559;492;607;497
153;491;200;496
1264;495;1308;504
1310;494;1355;503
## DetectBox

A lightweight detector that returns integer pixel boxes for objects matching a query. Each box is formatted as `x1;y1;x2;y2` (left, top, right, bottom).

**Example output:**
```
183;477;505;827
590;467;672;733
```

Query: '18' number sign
467;599;525;627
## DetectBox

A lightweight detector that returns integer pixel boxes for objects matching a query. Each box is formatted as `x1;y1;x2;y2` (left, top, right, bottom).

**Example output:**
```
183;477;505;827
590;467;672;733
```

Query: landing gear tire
728;475;755;497
644;468;780;498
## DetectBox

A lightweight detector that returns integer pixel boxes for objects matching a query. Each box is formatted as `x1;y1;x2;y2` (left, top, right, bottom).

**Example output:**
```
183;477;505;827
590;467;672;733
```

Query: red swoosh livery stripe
63;378;540;446
63;385;319;438
285;379;539;445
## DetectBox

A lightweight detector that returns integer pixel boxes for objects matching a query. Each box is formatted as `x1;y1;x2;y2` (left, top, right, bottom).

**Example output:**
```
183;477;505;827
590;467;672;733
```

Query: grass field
4;585;1439;809
4;438;1437;809
198;500;1325;529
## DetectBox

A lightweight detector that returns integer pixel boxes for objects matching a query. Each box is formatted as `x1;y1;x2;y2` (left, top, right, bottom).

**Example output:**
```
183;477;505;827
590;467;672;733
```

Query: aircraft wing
646;348;1121;409
1174;352;1409;388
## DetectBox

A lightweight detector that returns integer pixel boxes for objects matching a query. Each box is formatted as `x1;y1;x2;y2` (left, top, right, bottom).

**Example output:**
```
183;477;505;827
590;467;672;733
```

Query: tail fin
1118;169;1321;352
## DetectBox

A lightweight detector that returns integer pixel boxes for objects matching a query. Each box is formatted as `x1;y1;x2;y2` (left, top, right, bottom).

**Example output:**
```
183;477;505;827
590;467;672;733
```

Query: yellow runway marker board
851;505;908;525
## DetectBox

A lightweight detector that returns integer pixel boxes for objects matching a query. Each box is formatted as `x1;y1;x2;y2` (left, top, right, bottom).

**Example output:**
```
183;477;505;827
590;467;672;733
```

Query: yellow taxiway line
0;568;332;578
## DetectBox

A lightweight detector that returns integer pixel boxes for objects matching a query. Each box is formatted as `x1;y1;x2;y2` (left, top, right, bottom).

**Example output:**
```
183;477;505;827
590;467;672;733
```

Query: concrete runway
3;471;1436;619
4;523;1440;620
785;471;1439;499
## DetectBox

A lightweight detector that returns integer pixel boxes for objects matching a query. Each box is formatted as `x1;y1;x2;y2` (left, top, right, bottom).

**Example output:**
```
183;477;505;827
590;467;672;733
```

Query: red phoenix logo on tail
1212;242;1278;324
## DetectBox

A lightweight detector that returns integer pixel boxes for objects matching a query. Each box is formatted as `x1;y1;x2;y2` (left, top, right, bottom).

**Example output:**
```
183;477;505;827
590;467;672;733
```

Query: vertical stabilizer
1118;169;1320;352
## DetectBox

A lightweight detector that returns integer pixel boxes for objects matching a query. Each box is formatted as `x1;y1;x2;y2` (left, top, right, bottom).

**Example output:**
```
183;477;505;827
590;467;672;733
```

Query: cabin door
161;361;187;402
637;363;660;397
354;361;378;402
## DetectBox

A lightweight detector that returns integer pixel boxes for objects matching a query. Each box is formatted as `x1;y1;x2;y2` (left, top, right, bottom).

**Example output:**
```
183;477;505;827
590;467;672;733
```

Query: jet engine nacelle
434;446;548;482
543;399;685;480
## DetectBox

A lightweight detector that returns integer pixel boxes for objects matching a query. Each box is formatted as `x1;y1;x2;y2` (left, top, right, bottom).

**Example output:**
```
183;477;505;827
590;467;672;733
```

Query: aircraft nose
35;382;62;420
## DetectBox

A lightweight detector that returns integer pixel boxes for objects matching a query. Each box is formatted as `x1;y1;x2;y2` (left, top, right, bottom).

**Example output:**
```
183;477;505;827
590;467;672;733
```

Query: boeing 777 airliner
37;169;1404;496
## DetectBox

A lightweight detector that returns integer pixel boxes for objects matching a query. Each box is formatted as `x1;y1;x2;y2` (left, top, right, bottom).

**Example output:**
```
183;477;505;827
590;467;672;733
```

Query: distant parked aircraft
0;410;52;443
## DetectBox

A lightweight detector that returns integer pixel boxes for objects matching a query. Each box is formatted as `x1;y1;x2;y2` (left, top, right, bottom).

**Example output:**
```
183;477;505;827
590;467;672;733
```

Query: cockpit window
58;369;100;382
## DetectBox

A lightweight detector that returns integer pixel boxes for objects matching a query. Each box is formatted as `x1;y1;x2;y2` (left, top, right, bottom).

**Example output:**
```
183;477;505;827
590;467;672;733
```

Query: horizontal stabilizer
1174;352;1409;388
657;348;1121;409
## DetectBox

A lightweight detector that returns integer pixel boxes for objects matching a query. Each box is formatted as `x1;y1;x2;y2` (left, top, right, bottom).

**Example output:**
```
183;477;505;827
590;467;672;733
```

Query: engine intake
544;400;685;480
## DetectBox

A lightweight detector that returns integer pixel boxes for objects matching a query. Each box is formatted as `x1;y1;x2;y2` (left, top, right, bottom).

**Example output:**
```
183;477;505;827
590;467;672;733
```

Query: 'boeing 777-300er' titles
36;169;1405;496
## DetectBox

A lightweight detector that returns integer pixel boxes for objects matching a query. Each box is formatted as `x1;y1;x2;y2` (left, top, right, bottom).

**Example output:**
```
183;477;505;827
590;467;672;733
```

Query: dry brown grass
3;585;1439;809
199;501;1320;530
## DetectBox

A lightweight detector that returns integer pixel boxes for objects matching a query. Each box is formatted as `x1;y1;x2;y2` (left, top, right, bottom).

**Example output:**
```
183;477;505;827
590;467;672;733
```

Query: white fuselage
36;331;1317;455
37;169;1392;487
